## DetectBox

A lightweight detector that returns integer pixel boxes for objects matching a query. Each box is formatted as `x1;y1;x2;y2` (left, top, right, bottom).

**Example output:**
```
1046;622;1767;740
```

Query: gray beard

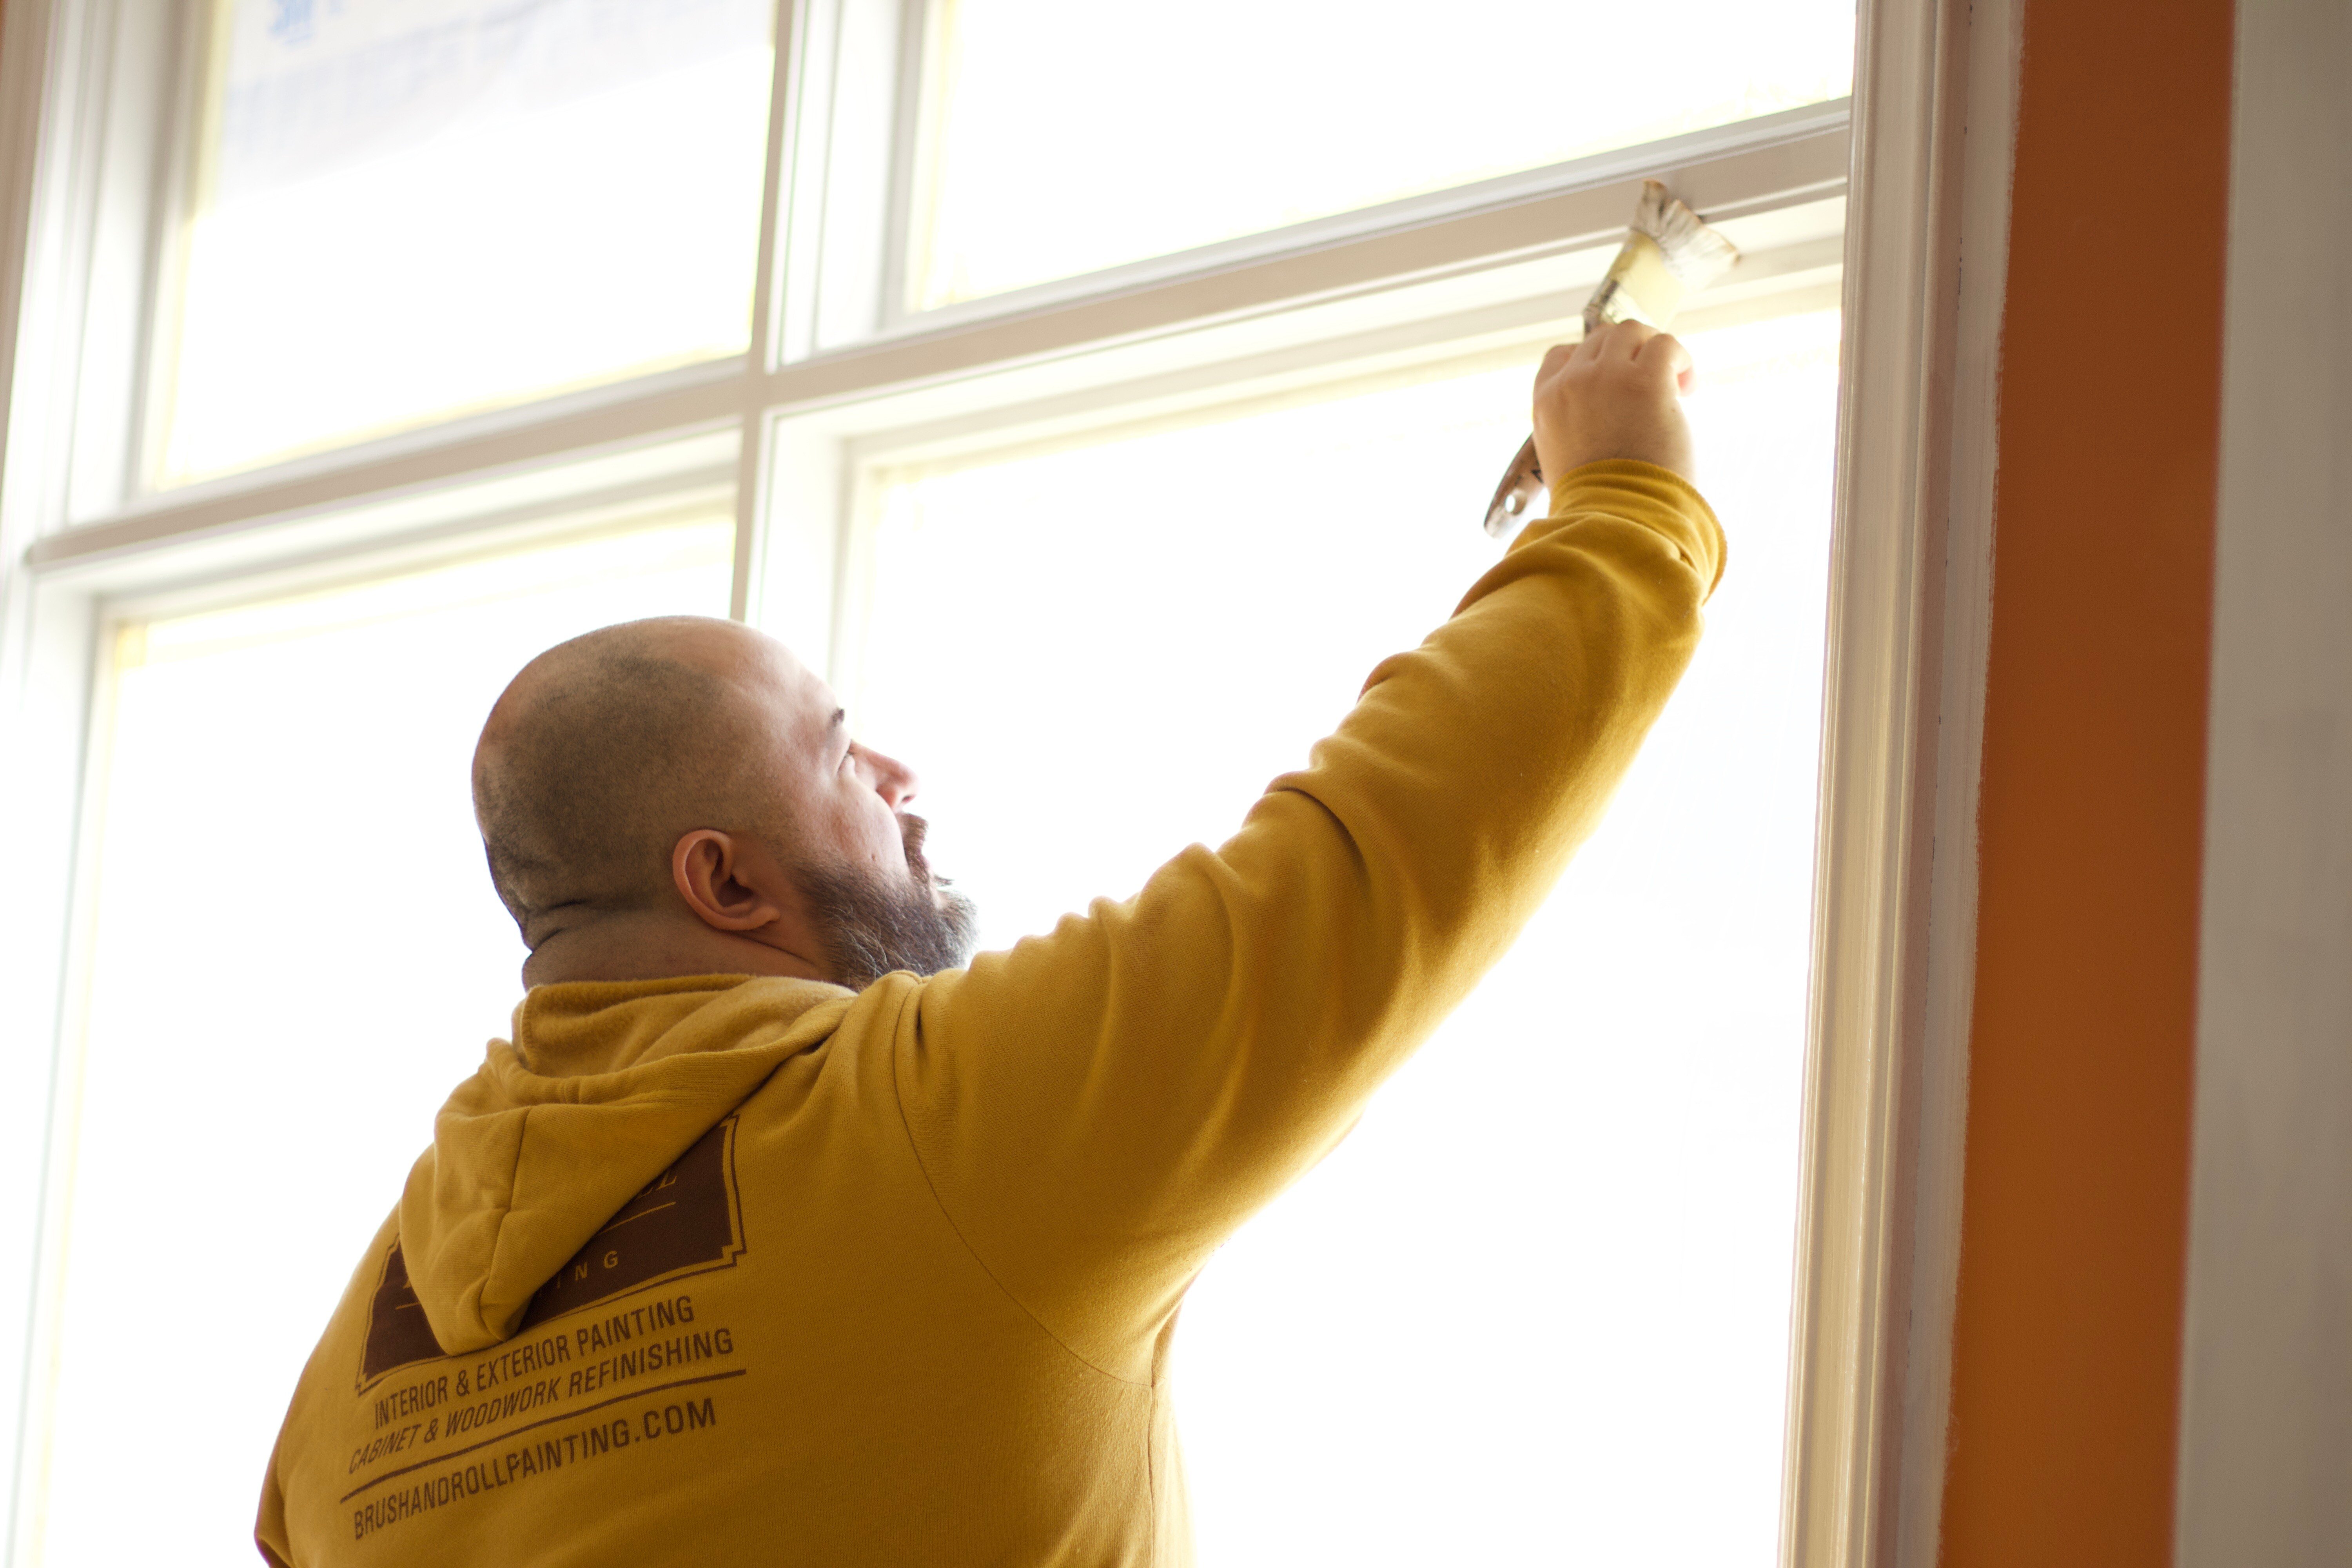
796;814;979;989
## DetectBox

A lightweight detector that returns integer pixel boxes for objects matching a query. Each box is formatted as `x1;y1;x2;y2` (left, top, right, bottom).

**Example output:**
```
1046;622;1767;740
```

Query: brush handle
1486;301;1604;540
1482;435;1545;540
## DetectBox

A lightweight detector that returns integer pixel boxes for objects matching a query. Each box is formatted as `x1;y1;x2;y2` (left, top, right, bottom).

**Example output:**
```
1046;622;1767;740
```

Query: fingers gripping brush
1482;180;1740;539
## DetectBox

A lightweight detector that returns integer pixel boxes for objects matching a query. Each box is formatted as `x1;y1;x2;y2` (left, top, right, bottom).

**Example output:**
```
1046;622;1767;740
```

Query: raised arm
888;324;1725;1381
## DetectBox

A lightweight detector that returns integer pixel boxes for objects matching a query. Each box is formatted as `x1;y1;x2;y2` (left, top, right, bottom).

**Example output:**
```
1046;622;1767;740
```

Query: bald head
472;617;792;939
473;616;975;988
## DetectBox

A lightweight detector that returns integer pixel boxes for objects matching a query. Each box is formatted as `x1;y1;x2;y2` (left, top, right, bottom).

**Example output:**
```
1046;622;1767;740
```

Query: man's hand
1531;320;1696;487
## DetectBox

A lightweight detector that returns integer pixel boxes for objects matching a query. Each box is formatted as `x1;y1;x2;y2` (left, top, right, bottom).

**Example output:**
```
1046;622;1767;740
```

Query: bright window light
32;518;732;1566
907;0;1854;309
849;308;1842;1564
158;0;773;484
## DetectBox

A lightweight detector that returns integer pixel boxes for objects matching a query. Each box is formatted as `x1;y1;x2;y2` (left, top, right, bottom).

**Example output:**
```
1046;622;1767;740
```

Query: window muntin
844;307;1841;1562
903;0;1853;311
156;0;774;486
29;517;732;1563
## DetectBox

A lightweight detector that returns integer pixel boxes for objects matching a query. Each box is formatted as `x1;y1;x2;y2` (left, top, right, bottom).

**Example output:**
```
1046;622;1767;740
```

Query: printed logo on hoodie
359;1117;746;1387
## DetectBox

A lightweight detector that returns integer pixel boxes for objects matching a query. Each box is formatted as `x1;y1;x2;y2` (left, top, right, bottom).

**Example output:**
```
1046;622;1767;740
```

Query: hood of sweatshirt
399;972;854;1356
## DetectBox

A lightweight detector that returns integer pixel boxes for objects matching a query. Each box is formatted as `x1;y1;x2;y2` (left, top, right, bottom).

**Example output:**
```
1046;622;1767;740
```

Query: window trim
0;1;2005;1563
1780;0;2009;1564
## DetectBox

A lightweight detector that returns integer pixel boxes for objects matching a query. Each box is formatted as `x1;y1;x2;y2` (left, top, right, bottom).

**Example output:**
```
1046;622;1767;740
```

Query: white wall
2174;4;2352;1562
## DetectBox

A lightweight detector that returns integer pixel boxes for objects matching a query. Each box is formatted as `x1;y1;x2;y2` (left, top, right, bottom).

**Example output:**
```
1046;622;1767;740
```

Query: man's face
715;627;977;984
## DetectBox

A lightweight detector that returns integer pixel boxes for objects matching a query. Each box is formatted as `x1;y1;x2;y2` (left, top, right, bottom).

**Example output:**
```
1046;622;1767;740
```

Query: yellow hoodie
256;463;1725;1566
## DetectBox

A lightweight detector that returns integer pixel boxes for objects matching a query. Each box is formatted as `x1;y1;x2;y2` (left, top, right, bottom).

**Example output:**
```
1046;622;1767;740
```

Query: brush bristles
1629;178;1740;289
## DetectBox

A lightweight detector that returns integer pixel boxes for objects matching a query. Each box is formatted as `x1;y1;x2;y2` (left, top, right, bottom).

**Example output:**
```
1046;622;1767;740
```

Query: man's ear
671;829;784;933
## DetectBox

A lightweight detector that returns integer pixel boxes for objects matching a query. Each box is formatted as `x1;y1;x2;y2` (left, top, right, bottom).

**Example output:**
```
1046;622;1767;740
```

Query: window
161;0;775;481
851;311;1841;1561
33;516;733;1563
0;1;1946;1563
905;0;1853;309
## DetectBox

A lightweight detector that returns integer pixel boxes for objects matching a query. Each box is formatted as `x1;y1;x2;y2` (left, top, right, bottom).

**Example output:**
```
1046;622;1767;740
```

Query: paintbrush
1482;180;1740;538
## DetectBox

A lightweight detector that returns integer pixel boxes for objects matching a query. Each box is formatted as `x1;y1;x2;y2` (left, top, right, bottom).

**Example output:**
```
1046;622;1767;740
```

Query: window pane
34;518;731;1567
160;0;774;484
907;0;1853;310
846;309;1840;1563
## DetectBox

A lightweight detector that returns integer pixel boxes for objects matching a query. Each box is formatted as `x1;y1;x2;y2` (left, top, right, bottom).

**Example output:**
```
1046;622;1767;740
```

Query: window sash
26;107;1849;588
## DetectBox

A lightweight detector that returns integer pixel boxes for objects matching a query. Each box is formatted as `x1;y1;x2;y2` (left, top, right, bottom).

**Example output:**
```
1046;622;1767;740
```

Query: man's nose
864;747;919;810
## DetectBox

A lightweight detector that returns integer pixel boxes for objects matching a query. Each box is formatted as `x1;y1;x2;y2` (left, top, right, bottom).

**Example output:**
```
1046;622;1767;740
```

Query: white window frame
0;0;2017;1563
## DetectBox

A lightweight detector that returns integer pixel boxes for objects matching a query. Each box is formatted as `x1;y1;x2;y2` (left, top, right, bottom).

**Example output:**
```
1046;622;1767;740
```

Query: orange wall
1940;0;2234;1563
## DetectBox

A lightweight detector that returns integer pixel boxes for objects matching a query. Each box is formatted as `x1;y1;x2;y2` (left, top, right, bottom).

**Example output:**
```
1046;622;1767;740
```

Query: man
257;321;1724;1564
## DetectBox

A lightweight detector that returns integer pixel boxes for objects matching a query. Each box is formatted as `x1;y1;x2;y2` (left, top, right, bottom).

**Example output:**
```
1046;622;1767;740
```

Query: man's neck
521;911;832;989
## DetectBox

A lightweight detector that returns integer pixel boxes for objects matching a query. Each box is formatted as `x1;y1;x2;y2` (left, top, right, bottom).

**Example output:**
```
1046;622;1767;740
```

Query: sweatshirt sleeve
889;461;1726;1381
